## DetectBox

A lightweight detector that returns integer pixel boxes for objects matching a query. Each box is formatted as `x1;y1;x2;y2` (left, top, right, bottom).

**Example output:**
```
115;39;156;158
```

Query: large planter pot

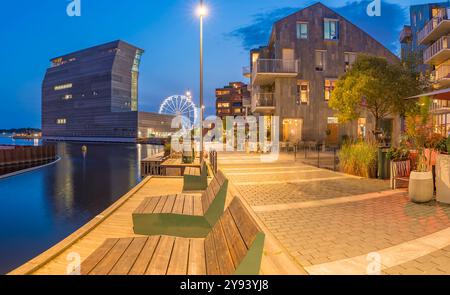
409;171;434;203
436;154;450;204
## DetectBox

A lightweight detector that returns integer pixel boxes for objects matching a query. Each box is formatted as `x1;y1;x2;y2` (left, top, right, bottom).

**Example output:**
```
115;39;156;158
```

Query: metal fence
292;144;340;171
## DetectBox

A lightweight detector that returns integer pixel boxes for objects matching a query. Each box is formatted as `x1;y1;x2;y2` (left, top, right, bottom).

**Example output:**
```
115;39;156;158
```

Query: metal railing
242;66;251;77
431;64;450;83
418;11;449;43
254;92;275;107
423;35;450;62
253;59;298;76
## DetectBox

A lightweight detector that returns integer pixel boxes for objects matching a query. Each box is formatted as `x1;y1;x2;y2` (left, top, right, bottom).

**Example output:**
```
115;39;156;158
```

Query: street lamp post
197;0;206;164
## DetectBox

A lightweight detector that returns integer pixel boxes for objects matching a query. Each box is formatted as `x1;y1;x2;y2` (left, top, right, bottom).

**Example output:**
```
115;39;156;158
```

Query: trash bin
378;147;390;180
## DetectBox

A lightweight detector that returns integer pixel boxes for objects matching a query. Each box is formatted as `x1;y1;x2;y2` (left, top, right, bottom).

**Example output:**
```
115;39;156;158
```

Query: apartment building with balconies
402;3;450;137
244;2;399;145
215;82;251;119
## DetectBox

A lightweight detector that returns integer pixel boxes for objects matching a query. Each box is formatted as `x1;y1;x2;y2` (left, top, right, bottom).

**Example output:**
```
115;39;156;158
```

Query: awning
408;87;450;100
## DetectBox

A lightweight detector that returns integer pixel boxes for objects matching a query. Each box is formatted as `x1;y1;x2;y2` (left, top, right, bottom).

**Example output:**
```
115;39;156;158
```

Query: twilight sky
0;0;433;128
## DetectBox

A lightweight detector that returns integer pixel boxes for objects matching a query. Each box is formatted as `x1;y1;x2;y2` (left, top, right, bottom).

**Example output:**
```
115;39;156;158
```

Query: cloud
226;7;299;50
227;1;408;53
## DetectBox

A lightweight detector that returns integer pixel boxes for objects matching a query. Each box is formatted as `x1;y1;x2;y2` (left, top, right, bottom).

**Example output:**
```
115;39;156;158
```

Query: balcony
418;12;450;45
242;66;251;78
252;59;298;85
252;92;275;113
424;35;450;65
399;26;412;43
431;65;450;87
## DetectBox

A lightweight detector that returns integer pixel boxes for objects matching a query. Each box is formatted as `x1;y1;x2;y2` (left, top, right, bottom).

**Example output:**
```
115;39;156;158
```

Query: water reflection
0;138;161;274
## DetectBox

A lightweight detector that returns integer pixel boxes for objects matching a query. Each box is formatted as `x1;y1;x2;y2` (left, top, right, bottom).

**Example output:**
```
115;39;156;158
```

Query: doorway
283;118;303;143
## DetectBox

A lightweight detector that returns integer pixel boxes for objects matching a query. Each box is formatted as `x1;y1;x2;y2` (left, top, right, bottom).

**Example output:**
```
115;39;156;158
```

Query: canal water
0;136;162;274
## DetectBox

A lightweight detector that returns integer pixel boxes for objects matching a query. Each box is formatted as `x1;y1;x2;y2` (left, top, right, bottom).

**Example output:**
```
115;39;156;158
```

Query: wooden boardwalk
10;176;305;275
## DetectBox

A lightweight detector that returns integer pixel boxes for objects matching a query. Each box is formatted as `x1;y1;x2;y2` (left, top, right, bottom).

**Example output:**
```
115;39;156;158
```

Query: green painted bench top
81;197;265;275
133;170;229;237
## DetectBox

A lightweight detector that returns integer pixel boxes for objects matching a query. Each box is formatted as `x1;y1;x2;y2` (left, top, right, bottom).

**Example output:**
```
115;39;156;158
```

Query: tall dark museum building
42;40;174;142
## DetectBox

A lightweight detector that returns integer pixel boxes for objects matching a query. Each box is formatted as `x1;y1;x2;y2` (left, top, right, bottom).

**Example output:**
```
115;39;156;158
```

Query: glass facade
131;49;143;112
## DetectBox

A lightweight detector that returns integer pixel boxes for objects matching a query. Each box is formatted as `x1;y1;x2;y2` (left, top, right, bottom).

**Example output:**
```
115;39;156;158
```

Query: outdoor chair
81;197;265;275
390;160;411;189
132;170;228;238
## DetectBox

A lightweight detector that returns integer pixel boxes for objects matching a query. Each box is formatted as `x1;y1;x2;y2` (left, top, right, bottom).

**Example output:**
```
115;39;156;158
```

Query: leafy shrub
339;140;378;178
447;137;450;154
387;146;410;162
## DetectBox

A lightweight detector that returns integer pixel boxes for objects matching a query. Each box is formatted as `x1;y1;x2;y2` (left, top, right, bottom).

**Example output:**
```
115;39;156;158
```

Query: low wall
0;145;57;168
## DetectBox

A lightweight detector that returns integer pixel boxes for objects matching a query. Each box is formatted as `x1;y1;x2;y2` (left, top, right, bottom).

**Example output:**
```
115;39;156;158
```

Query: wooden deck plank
204;234;220;275
80;238;119;275
229;199;260;248
145;236;176;275
193;195;204;216
220;210;247;268
129;236;160;275
153;196;169;214
171;195;185;214
211;221;235;275
182;195;194;215
188;239;206;275
109;238;147;275
89;238;134;275
166;237;190;275
142;196;161;214
161;195;177;213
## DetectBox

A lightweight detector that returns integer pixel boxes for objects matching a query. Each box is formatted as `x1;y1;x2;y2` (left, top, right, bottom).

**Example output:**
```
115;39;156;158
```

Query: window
216;90;230;96
324;19;339;40
344;52;357;71
54;83;73;91
234;108;242;113
56;118;67;125
297;81;309;105
325;79;337;101
62;94;72;100
217;102;230;108
296;22;308;39
315;50;326;71
328;117;339;124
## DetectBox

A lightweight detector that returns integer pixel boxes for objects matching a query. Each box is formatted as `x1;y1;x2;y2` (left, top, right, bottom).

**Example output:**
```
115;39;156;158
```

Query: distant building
244;2;400;145
42;40;175;142
215;82;251;119
401;4;450;136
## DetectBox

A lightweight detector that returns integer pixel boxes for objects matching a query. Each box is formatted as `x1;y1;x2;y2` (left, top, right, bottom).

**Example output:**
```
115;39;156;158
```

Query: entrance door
326;123;339;145
283;119;303;143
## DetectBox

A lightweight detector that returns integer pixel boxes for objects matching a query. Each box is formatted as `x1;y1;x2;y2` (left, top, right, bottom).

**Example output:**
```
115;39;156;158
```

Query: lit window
296;22;308;39
315;50;326;71
216;90;231;96
62;94;72;100
218;102;230;108
328;117;339;124
324;19;339;40
297;81;309;105
234;108;242;113
54;83;73;91
56;118;67;125
325;79;337;101
344;52;357;71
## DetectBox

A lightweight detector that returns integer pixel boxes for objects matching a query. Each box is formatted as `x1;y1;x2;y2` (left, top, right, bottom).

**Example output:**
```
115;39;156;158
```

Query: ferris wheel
159;95;197;129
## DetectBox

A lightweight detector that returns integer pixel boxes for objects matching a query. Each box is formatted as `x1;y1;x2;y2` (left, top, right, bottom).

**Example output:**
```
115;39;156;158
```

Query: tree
329;54;421;133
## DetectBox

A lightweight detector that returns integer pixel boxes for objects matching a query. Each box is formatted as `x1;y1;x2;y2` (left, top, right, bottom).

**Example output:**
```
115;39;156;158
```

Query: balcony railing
431;65;450;83
253;59;298;75
254;93;275;108
418;11;449;44
423;35;450;62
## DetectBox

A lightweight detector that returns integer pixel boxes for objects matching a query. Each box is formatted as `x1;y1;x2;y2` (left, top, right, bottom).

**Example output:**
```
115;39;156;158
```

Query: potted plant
436;137;450;204
405;96;434;203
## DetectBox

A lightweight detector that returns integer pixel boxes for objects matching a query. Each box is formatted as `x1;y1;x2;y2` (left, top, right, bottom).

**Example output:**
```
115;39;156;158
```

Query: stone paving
219;152;450;275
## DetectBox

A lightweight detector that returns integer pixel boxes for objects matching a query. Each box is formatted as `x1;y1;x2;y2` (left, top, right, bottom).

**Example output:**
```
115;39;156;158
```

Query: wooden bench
81;197;265;275
390;160;411;189
133;170;228;238
183;161;208;191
